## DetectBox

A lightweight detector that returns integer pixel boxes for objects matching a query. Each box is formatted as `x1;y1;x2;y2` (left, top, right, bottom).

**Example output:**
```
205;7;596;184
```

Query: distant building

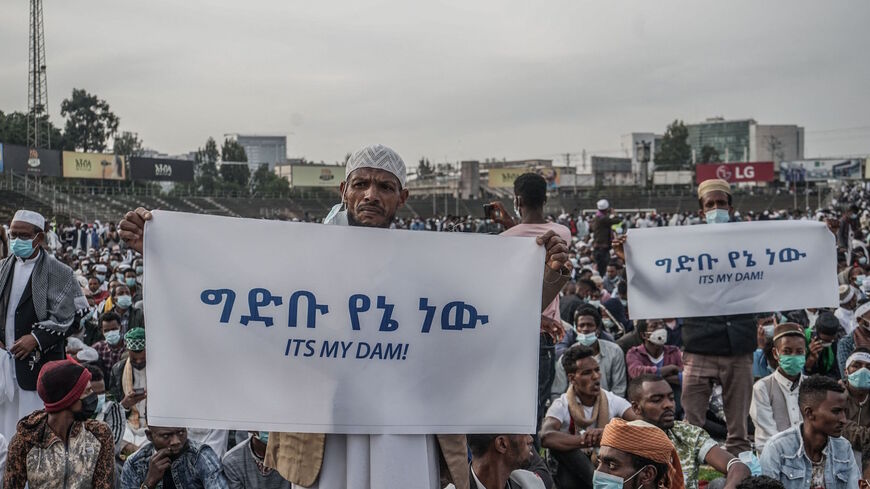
224;134;287;170
686;118;804;163
591;156;633;186
621;132;664;184
480;159;553;169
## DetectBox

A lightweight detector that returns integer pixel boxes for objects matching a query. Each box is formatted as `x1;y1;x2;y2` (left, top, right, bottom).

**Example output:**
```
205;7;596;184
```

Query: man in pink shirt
492;172;572;428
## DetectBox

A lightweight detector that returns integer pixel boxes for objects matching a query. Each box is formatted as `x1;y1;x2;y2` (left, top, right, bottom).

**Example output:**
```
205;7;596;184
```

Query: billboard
291;165;346;187
130;157;194;182
0;143;3;173
696;162;774;184
62;151;126;180
2;144;62;176
488;167;561;189
780;159;864;182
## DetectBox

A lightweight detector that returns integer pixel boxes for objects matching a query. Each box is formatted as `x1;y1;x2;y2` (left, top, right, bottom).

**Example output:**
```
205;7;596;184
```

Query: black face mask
75;393;99;421
131;361;146;370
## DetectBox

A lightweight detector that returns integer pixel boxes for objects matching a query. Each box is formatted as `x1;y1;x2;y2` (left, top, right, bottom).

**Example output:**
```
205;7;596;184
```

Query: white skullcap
597;199;609;211
846;351;870;370
12;210;45;230
346;144;407;188
76;346;99;363
66;337;85;352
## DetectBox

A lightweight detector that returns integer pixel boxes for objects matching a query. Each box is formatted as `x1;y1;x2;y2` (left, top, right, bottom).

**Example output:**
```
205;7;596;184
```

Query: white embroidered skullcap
76;346;99;363
597;199;609;211
846;351;870;370
346;144;407;187
12;210;45;230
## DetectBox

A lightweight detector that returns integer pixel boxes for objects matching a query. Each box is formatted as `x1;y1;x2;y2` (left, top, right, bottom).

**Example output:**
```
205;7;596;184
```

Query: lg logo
715;164;755;181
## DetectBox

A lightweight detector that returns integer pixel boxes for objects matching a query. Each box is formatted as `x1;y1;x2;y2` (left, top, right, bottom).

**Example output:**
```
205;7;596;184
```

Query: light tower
27;0;50;149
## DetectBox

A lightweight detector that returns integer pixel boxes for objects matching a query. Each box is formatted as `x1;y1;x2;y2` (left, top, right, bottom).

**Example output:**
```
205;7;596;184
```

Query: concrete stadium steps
0;190;54;225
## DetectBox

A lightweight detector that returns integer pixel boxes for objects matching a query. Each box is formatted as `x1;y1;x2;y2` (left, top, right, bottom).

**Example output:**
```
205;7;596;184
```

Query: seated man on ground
540;344;636;488
551;305;626;398
595;417;683;489
628;374;751;489
121;426;227;489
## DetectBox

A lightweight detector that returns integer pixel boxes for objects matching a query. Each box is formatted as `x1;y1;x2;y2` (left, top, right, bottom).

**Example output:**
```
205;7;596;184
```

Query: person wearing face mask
750;323;807;454
837;204;863;249
803;311;841;378
835;284;859;335
123;269;142;303
84;365;126;462
552;305;627;398
91;312;127;380
0;210;87;439
109;284;144;334
4;359;114;489
838;349;870;467
593;418;683;489
222;430;293;489
626;321;684;419
837;300;870;375
613;180;759;456
591;199;616;277
108;328;149;450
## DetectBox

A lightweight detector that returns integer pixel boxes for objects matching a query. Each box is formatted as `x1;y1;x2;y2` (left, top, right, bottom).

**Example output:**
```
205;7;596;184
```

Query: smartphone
133;387;145;395
483;204;495;219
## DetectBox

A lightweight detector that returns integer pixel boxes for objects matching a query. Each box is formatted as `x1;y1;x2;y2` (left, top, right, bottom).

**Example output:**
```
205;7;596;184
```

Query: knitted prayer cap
773;323;804;342
600;418;684;489
345;144;406;188
37;359;91;413
697;178;731;199
125;327;146;351
12;209;45;229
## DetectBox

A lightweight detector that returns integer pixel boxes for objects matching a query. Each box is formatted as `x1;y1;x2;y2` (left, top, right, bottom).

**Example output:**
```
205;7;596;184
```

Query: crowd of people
0;143;869;489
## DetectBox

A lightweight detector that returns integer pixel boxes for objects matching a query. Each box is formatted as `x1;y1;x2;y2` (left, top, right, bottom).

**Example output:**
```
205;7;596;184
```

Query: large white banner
144;211;544;434
625;220;838;320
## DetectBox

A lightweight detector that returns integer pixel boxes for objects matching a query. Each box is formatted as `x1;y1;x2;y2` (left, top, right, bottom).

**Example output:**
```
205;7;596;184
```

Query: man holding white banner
119;144;571;489
616;178;838;456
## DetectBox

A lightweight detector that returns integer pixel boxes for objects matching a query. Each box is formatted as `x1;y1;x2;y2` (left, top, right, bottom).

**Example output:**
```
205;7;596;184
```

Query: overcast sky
1;0;868;166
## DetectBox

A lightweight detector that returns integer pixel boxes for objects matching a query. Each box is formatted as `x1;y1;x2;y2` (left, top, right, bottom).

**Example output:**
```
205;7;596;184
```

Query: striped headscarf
601;418;684;489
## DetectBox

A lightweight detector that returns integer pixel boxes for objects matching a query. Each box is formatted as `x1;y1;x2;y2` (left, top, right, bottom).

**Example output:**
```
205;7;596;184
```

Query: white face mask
648;329;668;346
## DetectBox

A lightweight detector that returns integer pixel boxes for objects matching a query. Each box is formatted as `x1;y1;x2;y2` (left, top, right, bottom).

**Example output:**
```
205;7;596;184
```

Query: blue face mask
135;266;144;274
116;295;133;309
96;393;106;415
258;431;270;444
95;274;106;284
10;238;35;258
738;451;762;476
105;330;122;346
593;469;642;489
848;367;870;390
576;332;598;347
587;299;601;308
125;278;137;288
705;209;730;224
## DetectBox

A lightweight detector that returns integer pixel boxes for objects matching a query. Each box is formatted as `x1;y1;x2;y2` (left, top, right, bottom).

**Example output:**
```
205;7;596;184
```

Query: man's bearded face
340;168;408;229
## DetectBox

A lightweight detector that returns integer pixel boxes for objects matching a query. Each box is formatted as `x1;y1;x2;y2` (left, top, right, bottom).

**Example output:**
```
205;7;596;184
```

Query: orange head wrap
600;418;684;489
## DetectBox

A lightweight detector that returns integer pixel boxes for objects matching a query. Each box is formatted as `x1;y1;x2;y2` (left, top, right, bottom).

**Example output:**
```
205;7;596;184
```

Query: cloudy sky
1;0;868;166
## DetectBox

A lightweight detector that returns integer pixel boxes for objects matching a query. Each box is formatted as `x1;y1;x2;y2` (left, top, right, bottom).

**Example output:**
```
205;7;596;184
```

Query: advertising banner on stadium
625;220;837;319
2;144;62;176
291;165;345;187
144;211;543;433
695;162;774;184
130;157;194;182
62;151;126;180
0;143;4;173
780;159;864;182
489;167;561;189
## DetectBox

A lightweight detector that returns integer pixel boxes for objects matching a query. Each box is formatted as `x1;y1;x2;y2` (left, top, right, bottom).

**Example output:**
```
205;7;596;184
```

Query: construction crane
27;0;50;149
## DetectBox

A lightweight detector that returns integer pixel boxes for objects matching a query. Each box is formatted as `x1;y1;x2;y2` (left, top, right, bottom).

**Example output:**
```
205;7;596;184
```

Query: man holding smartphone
109;327;149;451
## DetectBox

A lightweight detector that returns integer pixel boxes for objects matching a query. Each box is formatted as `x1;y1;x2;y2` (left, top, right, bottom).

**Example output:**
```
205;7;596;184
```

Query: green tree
417;157;433;177
654;120;692;170
219;163;251;188
221;138;248;162
60;88;120;152
195;137;220;193
251;164;289;195
113;131;144;158
0;110;64;148
698;145;721;164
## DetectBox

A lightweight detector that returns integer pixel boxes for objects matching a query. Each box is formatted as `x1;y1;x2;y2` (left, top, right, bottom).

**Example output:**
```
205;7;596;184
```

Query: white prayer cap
597;199;609;211
345;144;407;188
94;264;108;273
76;347;99;363
12;210;45;230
